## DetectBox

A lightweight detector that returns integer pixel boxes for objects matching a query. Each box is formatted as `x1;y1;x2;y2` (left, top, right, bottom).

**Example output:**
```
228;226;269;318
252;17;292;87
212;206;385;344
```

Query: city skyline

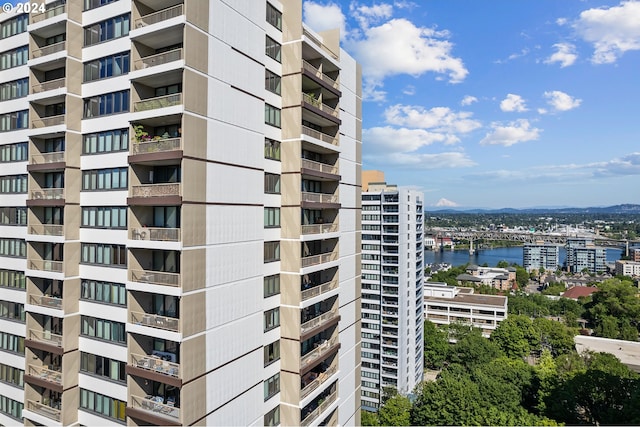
302;0;640;209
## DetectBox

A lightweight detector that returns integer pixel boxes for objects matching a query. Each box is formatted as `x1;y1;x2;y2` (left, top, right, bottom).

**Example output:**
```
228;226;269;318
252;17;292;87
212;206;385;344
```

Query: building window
264;308;280;331
0;363;23;388
264;104;281;128
264;241;280;263
0;46;28;71
0;207;26;226
265;36;281;62
0;332;24;355
265;69;281;95
0;143;27;162
264;405;280;427
81;280;126;306
84;14;130;46
264;274;280;298
0;395;23;420
0;301;24;322
81;207;127;228
0;269;25;290
84;51;130;82
264;138;280;160
0;78;28;102
81;243;127;267
80;352;126;383
264;173;281;194
264;207;280;228
82;168;128;191
81;316;126;344
83;90;130;118
0;239;26;258
0;110;28;132
266;3;282;30
0;14;28;39
264;372;280;400
84;0;117;11
79;388;126;422
83;128;129;154
264;340;280;366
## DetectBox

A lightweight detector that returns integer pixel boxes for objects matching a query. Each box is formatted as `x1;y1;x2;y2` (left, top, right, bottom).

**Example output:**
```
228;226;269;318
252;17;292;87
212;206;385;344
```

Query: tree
360;410;379;426
449;326;504;368
497;260;510;268
491;315;538;358
532;317;576;356
515;265;530;287
585;278;640;340
378;394;412;426
423;321;449;369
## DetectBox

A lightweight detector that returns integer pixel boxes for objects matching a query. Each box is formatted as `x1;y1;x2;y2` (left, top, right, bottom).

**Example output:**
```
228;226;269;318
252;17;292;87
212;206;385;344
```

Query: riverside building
523;242;559;273
0;1;362;425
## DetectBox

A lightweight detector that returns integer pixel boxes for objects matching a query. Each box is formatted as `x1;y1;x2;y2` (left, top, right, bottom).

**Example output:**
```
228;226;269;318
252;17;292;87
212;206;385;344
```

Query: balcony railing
301;307;338;334
301;192;338;204
32;115;65;128
135;48;183;70
130;227;181;242
32;41;65;58
302;94;339;118
27;399;61;422
31;151;65;164
301;335;339;367
32;78;66;93
302;60;339;89
28;364;62;385
30;188;64;200
29;294;62;309
301;126;338;146
130;183;181;198
28;259;63;273
302;250;338;267
301;222;338;235
31;4;66;23
301;364;338;399
134;93;182;112
131;137;182;154
301;279;338;301
130;395;180;420
29;224;64;236
130;269;180;287
131;353;180;378
301;159;339;175
135;4;184;28
29;328;62;347
131;311;180;332
301;389;338;427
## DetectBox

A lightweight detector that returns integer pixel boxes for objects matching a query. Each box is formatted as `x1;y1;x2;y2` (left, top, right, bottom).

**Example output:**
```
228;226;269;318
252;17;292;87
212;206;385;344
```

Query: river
425;246;624;268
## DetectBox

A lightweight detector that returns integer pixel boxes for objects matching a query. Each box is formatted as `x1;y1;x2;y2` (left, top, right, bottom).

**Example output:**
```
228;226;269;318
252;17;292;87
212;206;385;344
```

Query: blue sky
303;0;640;209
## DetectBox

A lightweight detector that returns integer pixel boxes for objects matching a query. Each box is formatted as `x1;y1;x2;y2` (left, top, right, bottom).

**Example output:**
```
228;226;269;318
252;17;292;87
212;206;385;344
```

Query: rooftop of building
423;285;507;308
575;335;640;373
561;285;599;300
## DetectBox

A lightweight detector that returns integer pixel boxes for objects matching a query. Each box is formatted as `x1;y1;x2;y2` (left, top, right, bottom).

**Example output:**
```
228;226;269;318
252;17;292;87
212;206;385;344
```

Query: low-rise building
632;248;640;262
456;265;516;291
423;282;508;338
615;260;640;277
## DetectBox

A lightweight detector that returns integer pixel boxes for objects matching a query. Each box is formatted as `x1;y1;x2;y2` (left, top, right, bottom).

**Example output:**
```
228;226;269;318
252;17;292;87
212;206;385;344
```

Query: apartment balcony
26;399;61;422
27;188;64;208
135;4;184;29
302;60;340;92
31;78;66;95
301;125;339;146
301;307;339;335
135;49;183;71
301;335;339;369
301;278;338;301
301;250;338;268
301;158;340;180
131;311;179;332
302;94;340;125
130;227;181;242
301;192;339;208
301;388;338;427
28;259;63;273
382;329;398;337
31;41;65;60
28;328;63;348
134;93;183;112
130;269;180;287
29;294;62;310
27;364;62;386
128;183;182;206
129;395;180;423
301;222;338;236
27;224;64;238
32;114;65;129
131;353;180;379
30;3;66;24
301;364;338;400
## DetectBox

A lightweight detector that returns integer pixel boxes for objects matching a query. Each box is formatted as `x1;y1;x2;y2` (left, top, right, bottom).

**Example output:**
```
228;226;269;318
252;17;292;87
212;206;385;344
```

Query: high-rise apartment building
523;242;559;272
565;238;606;274
0;1;361;425
360;175;423;411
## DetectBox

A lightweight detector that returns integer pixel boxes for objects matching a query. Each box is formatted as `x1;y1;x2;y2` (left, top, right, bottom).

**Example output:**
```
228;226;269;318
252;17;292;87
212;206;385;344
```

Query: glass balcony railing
29;294;62;309
32;41;65;58
31;4;66;23
301;335;338;368
301;222;338;235
28;364;62;385
301;126;338;145
301;364;338;399
32;115;65;128
301;159;339;175
131;311;179;332
134;49;183;70
302;94;339;118
301;192;338;204
28;224;64;236
130;227;180;242
130;183;181;198
130;269;180;287
134;93;182;112
28;259;63;272
301;278;338;301
27;399;61;422
28;328;63;347
130;395;179;420
30;188;64;200
301;250;338;267
302;60;339;89
301;307;338;334
134;4;184;28
301;389;338;426
32;78;66;93
131;353;180;378
131;137;182;155
31;151;65;164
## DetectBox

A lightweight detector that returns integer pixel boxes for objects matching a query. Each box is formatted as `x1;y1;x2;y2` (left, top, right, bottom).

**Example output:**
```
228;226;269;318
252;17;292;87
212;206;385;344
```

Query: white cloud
460;95;478;106
544;90;582;111
537;108;548;115
574;1;640;64
303;1;346;36
383;104;482;135
435;198;459;207
479;119;541;147
500;94;528;112
350;3;393;29
544;43;578;67
363;126;449;153
403;85;416;95
556;17;568;26
366;151;476;169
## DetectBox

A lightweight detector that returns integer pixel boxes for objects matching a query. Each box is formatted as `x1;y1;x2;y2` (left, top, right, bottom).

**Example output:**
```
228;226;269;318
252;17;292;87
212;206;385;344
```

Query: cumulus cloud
460;95;478;106
544;43;578;67
363;126;450;153
303;1;346;36
479;119;541;147
574;1;640;64
435;198;459;207
556;17;568;26
544;90;582;111
589;152;640;177
350;3;393;29
383;104;482;135
365;151;476;169
500;94;528;112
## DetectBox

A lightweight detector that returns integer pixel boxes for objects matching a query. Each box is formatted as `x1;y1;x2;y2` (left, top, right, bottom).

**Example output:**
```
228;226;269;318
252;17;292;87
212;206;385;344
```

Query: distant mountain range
426;204;640;214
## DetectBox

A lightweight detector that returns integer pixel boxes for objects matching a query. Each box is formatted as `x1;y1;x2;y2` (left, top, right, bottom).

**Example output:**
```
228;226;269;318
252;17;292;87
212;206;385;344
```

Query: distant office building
523;243;559;272
360;173;424;412
456;265;516;291
423;282;507;338
566;239;606;273
615;260;640;277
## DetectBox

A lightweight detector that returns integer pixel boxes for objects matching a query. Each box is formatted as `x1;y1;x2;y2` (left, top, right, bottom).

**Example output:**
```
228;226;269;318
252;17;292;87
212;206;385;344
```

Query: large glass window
82;168;128;190
264;104;281;127
81;316;126;344
264;173;280;194
265;36;281;62
0;142;27;162
265;69;281;95
0;176;26;193
79;388;126;422
0;301;24;322
84;0;118;11
0;331;24;354
264;241;280;263
0;110;28;132
264;340;280;366
80;352;126;383
0;14;27;39
0;46;28;70
264;373;280;400
264;406;280;427
264;308;280;331
84;14;130;46
0;395;23;420
83;128;129;154
264;138;280;160
0;269;25;289
263;274;280;298
84;51;130;82
81;243;127;267
0;78;28;102
81;207;127;228
266;3;282;30
83;90;129;118
81;280;126;306
0;363;23;388
264;207;280;228
0;239;26;257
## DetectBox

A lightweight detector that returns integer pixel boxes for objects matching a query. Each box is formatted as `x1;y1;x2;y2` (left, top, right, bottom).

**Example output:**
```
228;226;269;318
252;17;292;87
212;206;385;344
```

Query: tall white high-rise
0;1;361;425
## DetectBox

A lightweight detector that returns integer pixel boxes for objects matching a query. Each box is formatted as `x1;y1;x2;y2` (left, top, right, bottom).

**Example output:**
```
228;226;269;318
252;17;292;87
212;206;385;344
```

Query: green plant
133;124;150;142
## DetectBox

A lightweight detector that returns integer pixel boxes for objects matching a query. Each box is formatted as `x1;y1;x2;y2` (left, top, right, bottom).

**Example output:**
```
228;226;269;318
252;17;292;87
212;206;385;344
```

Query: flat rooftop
425;293;507;308
574;335;640;373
